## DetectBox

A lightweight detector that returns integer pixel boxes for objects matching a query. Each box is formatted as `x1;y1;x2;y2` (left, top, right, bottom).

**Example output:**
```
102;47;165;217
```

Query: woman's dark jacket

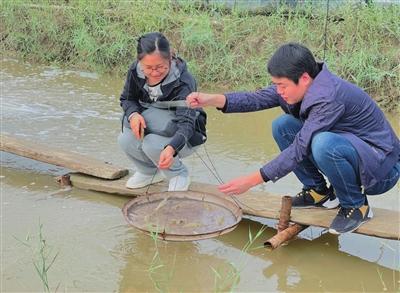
120;57;206;153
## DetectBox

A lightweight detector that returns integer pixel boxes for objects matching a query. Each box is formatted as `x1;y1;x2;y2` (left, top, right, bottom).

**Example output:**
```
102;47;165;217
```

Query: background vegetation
1;0;399;111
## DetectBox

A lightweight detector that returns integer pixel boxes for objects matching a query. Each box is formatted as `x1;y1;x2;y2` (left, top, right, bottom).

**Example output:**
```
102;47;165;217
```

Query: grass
143;214;268;292
1;0;399;111
378;240;400;291
13;222;59;292
211;225;267;292
146;225;176;292
145;222;267;292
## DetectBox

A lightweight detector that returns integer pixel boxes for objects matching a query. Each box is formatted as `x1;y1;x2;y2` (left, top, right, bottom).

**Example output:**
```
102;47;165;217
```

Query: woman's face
139;53;170;84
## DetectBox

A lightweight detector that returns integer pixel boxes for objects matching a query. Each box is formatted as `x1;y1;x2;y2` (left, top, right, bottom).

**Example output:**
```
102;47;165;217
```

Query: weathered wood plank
0;134;128;179
70;173;400;240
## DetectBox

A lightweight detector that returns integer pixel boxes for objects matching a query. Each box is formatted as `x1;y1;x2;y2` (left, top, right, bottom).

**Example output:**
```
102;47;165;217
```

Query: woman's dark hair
137;32;171;60
267;43;320;84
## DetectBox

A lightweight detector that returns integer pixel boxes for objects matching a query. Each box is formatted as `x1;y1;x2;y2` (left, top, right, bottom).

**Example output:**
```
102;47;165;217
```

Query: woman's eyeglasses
141;63;169;74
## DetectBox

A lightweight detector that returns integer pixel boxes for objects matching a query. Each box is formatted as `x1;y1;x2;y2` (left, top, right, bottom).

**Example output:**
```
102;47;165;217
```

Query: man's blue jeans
272;114;400;208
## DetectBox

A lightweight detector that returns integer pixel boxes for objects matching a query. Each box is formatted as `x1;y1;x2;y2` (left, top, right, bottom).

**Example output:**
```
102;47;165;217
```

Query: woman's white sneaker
125;171;164;189
168;175;190;191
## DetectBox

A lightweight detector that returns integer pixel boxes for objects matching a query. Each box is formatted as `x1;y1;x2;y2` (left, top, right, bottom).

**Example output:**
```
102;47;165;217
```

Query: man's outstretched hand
218;171;264;195
186;92;227;109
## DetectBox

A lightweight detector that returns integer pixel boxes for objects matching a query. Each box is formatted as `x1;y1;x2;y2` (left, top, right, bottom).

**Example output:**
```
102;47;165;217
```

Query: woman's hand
129;113;146;140
186;92;227;109
158;145;176;169
218;171;264;195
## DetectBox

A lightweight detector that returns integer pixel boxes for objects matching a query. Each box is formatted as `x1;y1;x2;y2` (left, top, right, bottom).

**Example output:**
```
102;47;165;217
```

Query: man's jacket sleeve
223;85;281;113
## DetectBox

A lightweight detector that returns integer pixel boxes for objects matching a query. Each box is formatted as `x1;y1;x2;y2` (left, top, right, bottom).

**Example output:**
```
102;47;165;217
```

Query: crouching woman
118;32;206;191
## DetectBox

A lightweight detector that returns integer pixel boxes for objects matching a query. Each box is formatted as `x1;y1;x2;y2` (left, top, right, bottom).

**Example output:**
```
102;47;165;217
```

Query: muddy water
1;57;399;292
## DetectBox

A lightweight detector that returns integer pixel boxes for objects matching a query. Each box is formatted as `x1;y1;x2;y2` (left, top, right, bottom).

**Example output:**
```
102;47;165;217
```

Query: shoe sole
322;198;340;209
329;208;374;235
293;205;338;210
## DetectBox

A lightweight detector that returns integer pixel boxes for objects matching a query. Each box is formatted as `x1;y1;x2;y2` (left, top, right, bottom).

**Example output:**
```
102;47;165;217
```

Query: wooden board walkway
0;134;128;179
2;133;399;240
71;173;400;240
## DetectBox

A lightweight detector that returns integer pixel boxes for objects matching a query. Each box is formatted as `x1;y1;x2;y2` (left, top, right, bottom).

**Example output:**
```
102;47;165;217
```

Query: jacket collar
301;62;336;110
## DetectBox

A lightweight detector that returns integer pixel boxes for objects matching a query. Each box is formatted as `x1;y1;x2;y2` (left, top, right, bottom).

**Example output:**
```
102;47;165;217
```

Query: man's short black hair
267;43;320;84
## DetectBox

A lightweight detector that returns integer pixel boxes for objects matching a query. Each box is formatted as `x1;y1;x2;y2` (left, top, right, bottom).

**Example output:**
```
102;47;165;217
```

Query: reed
1;0;399;111
211;225;267;292
147;227;176;292
13;222;59;292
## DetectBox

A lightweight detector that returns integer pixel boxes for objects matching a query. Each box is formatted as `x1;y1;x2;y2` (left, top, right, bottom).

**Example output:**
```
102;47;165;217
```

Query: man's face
271;73;312;104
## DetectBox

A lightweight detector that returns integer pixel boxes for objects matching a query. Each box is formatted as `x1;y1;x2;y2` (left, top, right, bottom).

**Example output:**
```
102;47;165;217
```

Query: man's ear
300;72;313;85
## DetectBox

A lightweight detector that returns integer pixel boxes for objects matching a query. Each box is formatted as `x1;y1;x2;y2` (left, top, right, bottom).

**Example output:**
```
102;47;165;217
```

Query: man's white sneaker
168;175;191;191
125;171;164;189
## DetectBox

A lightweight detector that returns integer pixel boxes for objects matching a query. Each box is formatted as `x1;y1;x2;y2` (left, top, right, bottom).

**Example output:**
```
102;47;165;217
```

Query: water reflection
219;220;398;292
115;237;232;292
2;161;399;291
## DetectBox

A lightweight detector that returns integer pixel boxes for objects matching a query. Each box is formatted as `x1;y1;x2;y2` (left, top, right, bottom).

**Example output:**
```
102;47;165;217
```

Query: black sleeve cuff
167;133;186;155
259;168;270;182
164;145;178;157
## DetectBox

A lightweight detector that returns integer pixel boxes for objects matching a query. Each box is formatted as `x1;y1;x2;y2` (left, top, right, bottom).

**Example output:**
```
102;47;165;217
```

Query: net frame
122;191;243;241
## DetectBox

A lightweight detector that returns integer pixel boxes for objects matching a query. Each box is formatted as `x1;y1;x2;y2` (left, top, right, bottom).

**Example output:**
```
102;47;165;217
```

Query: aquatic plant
13;221;59;292
146;226;176;292
211;225;267;292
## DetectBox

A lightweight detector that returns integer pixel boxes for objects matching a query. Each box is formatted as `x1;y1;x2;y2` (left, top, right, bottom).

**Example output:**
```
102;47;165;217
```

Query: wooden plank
0;134;128;179
70;173;400;240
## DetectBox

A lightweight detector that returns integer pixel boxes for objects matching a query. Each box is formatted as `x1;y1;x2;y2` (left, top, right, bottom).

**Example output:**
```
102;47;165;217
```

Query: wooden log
265;195;307;249
0;134;128;180
69;173;400;240
277;196;292;232
264;224;306;249
56;174;72;187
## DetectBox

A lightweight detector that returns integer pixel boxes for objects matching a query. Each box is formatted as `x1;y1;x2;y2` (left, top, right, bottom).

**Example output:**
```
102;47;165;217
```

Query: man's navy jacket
223;64;399;190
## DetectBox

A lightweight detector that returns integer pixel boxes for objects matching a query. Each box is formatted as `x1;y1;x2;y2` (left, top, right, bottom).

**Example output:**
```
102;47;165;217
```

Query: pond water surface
1;57;399;292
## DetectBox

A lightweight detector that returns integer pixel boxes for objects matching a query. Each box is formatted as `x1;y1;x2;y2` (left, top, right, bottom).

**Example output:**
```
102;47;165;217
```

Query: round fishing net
122;191;242;241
